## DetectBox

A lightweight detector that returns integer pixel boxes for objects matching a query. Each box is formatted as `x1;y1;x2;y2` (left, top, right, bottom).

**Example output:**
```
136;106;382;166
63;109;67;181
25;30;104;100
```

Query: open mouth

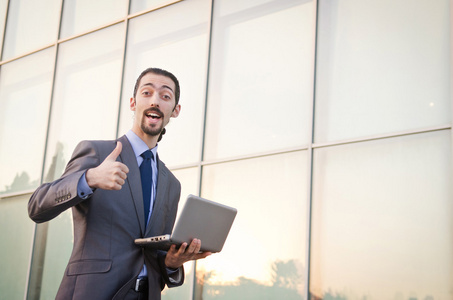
145;109;163;121
146;112;161;119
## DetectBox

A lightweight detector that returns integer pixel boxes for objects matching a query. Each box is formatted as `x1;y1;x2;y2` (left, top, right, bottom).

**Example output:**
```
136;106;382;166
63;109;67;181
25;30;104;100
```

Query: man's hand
165;239;212;269
86;142;129;190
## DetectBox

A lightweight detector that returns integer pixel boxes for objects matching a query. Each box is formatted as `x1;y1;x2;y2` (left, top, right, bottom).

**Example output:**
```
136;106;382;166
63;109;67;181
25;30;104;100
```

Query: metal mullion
197;0;215;197
24;39;58;300
305;0;319;299
1;1;184;66
450;0;453;189
114;6;132;139
191;0;215;297
25;0;65;298
0;19;124;66
199;146;310;167
0;189;37;200
0;44;56;66
312;124;452;150
127;0;184;19
167;125;452;174
449;1;453;262
57;19;125;44
0;0;10;61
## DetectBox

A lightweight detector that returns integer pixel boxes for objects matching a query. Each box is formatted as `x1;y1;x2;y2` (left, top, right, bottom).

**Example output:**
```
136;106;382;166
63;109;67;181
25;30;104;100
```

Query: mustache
144;107;163;117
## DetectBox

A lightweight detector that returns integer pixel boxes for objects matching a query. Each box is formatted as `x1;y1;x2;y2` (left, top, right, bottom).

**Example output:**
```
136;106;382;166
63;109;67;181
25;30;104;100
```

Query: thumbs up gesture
86;142;130;190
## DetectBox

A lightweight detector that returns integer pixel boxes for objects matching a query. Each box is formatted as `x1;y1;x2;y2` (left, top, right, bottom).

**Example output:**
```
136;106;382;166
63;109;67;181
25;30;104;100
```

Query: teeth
146;113;160;118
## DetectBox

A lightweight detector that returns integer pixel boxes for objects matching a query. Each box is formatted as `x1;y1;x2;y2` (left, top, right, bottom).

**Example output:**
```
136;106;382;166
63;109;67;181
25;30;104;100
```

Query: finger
187;239;200;253
116;169;128;180
105;142;122;162
121;163;129;174
195;252;212;260
112;163;129;178
169;244;177;253
193;240;202;253
111;182;122;190
115;177;125;186
178;242;188;253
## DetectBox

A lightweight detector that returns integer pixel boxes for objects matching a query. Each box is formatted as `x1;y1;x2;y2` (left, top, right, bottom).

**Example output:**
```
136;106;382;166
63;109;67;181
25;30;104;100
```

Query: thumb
105;141;122;162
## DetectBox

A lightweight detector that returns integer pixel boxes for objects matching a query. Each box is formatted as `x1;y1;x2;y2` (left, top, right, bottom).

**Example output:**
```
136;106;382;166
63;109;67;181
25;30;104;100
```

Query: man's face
130;73;180;139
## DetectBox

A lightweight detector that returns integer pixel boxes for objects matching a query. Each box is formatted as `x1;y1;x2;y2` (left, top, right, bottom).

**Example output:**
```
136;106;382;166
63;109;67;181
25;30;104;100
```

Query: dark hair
132;67;180;105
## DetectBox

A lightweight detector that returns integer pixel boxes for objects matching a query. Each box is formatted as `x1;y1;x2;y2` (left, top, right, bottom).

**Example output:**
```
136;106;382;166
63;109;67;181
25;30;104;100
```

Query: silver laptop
134;194;237;253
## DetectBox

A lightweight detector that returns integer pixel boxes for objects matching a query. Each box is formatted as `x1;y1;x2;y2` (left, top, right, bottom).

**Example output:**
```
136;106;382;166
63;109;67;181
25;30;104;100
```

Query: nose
149;93;160;107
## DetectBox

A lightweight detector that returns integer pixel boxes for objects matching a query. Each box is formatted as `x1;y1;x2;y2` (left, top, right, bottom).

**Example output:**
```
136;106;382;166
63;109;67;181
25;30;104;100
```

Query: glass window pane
2;0;60;60
60;0;128;38
0;0;8;53
0;49;55;195
119;0;211;167
0;194;36;299
44;25;124;181
314;0;451;143
198;151;308;299
39;210;73;299
310;130;452;299
203;0;315;161
162;167;200;300
130;0;181;15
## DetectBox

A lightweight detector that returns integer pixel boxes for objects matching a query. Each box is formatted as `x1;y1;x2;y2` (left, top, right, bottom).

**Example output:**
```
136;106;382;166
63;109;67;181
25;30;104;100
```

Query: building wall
0;0;451;299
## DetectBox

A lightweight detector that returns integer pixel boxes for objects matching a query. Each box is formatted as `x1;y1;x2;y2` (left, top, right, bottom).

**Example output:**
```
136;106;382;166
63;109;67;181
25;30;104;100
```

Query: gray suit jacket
28;135;183;300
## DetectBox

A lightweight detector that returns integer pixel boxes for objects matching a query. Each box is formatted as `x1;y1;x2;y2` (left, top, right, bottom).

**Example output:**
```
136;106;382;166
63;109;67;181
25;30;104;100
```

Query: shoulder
74;138;126;158
75;139;116;150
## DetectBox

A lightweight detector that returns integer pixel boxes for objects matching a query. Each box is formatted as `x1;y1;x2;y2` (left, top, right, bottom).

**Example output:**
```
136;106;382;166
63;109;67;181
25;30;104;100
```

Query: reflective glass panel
119;0;211;167
2;0;60;60
130;0;181;14
198;151;308;299
0;194;35;299
60;0;128;38
162;167;200;300
0;49;54;195
39;210;73;299
43;25;124;181
203;0;315;161
310;130;452;299
0;0;8;53
314;0;451;143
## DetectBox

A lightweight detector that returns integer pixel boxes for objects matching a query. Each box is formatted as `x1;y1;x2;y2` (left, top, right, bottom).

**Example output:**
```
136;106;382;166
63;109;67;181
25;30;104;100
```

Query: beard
140;107;164;137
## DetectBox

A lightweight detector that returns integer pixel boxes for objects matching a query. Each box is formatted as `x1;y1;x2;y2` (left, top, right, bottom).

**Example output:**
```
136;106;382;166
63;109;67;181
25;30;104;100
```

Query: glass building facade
0;0;451;299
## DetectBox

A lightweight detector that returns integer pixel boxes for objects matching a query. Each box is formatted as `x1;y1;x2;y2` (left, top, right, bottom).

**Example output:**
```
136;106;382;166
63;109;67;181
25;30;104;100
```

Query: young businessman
28;68;210;300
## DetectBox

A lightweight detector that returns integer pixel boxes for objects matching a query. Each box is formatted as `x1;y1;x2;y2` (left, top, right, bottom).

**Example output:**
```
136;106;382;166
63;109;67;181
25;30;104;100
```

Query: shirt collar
125;130;158;160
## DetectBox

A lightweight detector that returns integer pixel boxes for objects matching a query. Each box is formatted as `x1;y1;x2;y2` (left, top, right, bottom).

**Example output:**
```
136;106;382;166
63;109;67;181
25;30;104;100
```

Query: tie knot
141;150;153;160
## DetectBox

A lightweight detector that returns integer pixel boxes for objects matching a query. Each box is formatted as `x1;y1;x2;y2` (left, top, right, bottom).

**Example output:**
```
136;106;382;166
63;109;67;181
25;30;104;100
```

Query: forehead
139;73;175;92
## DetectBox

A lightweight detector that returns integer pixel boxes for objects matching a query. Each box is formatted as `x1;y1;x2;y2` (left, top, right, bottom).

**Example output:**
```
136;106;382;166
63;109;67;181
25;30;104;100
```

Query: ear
130;97;136;111
171;104;181;118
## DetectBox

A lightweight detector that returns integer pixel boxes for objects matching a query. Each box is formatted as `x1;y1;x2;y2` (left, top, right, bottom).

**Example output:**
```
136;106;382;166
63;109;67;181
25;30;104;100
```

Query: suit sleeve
157;251;185;288
28;140;101;223
157;176;184;288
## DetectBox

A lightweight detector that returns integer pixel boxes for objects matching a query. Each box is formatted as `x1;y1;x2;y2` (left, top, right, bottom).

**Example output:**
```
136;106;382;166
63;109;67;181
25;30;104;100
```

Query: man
28;68;210;300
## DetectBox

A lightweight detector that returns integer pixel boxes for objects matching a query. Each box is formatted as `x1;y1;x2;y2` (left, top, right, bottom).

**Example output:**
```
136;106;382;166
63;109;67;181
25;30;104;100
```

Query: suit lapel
145;158;168;237
118;135;146;235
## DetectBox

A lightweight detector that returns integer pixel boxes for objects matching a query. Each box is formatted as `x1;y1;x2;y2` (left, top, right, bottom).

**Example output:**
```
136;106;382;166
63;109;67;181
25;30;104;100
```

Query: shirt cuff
77;172;94;199
166;267;182;284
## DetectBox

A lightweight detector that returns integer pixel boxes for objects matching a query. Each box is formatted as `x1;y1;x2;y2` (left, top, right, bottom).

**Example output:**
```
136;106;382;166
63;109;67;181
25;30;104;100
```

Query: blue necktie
140;150;153;224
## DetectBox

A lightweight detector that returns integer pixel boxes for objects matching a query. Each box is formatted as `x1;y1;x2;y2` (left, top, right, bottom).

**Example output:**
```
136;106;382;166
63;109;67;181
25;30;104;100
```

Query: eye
142;90;151;96
161;93;171;100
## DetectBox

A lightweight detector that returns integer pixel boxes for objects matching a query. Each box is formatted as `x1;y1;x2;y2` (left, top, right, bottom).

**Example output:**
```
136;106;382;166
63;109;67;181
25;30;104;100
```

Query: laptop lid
135;194;237;253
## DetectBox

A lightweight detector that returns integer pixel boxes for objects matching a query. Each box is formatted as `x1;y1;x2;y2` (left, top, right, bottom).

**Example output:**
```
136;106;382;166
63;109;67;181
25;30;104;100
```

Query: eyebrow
140;82;174;94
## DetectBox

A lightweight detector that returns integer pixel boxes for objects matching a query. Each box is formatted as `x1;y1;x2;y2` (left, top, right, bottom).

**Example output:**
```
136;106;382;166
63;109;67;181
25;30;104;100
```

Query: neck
131;127;159;149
